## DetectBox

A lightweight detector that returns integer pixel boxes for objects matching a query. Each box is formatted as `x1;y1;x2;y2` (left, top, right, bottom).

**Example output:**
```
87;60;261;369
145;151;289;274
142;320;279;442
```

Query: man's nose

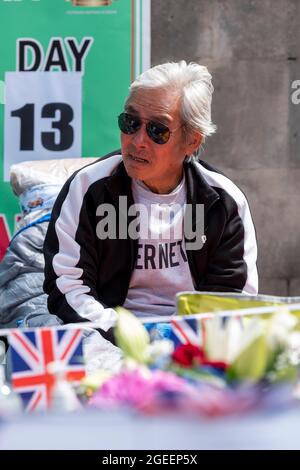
131;123;149;147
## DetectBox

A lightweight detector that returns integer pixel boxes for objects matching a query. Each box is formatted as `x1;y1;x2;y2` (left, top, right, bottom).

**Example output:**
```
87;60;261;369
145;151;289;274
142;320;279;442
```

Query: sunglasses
118;112;180;145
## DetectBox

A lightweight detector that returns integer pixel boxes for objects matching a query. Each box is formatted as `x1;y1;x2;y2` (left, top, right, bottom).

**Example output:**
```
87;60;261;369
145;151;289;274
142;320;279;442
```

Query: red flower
172;344;228;370
172;344;205;367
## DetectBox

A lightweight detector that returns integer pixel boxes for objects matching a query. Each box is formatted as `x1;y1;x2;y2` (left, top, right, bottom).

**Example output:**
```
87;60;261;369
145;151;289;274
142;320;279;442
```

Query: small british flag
8;327;85;412
170;317;205;348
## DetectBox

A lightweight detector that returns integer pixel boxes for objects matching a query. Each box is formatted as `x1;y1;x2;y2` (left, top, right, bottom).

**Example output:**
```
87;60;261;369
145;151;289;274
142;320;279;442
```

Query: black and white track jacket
43;150;258;326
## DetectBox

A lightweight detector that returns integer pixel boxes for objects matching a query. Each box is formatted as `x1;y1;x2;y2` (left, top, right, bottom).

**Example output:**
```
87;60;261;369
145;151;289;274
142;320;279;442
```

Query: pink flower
88;368;190;410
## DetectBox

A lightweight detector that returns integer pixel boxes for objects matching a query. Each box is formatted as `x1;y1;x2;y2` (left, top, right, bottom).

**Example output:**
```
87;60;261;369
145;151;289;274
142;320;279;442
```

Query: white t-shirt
123;176;195;317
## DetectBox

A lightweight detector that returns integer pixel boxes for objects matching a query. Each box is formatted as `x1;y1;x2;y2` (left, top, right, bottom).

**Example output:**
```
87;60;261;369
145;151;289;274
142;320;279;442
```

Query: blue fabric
20;184;62;215
144;322;172;341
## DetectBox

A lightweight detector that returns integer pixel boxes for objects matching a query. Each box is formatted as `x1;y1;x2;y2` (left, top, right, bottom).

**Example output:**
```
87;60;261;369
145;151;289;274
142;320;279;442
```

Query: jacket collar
184;158;219;209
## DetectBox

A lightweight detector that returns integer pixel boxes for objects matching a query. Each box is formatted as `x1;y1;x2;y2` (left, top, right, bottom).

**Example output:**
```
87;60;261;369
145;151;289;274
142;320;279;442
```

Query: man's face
121;87;201;194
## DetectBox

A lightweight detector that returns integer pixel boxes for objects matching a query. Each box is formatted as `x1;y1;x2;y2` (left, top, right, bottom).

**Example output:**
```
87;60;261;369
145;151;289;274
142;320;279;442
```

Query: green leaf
227;334;269;382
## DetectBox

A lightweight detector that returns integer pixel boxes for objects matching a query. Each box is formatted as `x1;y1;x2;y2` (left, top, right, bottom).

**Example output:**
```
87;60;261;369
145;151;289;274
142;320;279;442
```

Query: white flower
266;308;298;349
146;340;174;364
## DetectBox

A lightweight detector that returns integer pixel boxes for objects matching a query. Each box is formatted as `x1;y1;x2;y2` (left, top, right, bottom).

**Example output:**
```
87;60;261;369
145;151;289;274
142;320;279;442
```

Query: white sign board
4;72;82;181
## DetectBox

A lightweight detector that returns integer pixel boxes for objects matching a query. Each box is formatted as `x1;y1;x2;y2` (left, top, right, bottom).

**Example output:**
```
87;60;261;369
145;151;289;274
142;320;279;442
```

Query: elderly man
43;61;258;332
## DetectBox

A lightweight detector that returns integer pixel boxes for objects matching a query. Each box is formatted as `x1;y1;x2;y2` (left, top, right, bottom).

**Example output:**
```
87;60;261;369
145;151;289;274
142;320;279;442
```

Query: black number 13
11;103;74;151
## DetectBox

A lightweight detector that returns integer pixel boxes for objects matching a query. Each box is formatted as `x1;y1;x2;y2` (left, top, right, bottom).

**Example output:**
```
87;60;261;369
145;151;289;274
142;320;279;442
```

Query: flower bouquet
85;301;300;417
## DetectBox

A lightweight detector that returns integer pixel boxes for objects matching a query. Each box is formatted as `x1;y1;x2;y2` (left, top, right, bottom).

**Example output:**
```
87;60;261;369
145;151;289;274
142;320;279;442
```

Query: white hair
126;61;217;142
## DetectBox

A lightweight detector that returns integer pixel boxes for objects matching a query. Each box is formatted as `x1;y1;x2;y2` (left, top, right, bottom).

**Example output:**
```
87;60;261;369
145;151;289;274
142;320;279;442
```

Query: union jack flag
9;327;85;412
169;317;205;348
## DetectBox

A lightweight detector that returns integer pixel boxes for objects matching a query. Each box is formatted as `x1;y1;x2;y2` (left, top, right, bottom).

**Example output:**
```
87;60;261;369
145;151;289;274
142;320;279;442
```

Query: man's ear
187;131;203;153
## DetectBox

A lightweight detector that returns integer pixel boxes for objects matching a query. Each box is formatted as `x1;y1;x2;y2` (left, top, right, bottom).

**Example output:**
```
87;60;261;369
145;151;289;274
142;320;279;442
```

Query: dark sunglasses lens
147;122;171;144
118;113;141;134
118;113;171;144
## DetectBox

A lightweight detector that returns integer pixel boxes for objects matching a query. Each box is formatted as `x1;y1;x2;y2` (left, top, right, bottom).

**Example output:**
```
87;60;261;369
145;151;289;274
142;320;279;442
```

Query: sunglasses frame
118;112;182;145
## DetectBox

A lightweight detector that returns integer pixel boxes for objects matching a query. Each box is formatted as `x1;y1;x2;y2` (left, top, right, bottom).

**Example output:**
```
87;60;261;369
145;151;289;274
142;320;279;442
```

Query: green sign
0;0;150;258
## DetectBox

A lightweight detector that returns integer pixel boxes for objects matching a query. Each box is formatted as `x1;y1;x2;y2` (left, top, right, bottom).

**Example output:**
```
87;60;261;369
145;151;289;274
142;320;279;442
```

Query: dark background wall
151;0;300;296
